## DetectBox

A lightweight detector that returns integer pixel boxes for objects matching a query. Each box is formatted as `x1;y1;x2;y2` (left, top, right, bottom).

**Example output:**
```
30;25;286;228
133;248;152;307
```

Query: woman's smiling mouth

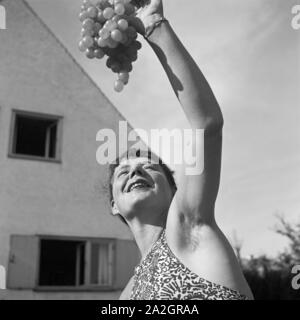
126;180;152;192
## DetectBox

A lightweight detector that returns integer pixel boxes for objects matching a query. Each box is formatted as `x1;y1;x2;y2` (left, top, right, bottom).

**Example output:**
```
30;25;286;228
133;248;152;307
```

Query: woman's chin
125;190;158;209
127;189;153;202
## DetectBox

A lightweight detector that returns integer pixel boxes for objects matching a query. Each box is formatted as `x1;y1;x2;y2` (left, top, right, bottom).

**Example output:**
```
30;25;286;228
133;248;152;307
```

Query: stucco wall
0;289;121;300
0;0;137;299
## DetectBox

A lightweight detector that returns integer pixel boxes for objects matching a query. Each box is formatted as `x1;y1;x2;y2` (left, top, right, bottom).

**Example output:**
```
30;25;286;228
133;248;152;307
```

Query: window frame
35;235;116;292
8;109;63;163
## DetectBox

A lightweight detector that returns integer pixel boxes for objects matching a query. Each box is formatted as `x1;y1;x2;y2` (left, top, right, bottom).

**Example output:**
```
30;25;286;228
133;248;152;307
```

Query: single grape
79;11;89;22
94;48;105;59
111;29;123;42
105;19;118;31
103;7;114;20
85;48;95;59
82;35;94;48
117;18;128;31
114;80;124;92
119;32;128;44
97;37;109;47
78;40;88;52
132;40;142;50
82;18;95;31
118;71;129;83
111;61;122;73
97;10;106;23
115;3;125;15
87;6;98;18
127;26;137;39
81;27;93;37
106;57;114;68
124;3;135;15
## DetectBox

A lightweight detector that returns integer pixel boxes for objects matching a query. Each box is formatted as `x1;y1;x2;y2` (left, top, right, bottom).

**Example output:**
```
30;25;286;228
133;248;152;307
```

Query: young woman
109;0;253;300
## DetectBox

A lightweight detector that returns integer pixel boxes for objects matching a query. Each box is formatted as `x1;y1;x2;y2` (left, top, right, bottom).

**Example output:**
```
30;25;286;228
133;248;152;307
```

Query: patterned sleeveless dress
130;229;248;300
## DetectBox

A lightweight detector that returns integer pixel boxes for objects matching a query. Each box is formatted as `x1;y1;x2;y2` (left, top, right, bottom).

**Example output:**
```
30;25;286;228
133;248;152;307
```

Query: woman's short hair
108;148;177;225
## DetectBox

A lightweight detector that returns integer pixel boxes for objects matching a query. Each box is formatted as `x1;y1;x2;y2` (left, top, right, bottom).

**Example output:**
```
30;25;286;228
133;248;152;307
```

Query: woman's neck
127;221;165;259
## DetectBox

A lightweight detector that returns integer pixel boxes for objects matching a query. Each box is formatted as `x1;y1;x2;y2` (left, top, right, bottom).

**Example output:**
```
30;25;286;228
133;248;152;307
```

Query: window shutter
7;235;39;289
114;239;140;290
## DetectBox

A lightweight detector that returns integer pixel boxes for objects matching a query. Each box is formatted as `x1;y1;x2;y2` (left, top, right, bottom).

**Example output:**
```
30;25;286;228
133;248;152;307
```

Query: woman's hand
129;0;164;35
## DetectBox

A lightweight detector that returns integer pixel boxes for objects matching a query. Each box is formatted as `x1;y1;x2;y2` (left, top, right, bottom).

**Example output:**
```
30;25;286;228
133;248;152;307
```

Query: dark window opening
39;240;85;287
12;113;59;159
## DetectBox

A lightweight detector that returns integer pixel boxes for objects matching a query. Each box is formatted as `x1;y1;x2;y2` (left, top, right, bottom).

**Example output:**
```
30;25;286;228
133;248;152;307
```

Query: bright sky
26;0;300;258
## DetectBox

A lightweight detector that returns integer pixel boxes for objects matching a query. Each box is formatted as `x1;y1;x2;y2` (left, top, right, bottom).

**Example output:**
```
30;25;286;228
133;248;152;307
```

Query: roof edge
21;0;135;131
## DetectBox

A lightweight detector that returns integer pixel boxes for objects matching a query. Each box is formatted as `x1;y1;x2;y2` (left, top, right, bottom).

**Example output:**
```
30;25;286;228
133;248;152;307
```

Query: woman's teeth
129;183;149;192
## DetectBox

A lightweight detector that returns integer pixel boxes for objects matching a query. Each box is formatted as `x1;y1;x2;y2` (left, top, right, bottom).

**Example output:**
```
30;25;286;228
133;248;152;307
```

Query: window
90;242;114;286
7;235;139;291
38;238;114;289
39;240;86;287
9;110;62;161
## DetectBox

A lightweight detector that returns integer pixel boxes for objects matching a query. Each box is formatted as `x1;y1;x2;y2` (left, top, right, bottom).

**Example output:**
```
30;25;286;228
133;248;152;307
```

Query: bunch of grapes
78;0;142;92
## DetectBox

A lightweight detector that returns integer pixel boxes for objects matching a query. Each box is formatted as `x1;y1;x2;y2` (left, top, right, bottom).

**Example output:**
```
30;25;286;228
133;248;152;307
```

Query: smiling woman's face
111;157;175;222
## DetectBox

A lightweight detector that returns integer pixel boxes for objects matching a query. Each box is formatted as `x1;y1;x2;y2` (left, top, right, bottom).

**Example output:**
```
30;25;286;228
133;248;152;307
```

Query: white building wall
0;0;138;299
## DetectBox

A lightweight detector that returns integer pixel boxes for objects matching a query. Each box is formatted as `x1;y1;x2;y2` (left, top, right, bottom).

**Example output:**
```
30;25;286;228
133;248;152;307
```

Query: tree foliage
241;216;300;300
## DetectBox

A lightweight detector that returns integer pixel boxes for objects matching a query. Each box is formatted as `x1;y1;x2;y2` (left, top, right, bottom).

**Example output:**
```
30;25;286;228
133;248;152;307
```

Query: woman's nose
129;164;145;178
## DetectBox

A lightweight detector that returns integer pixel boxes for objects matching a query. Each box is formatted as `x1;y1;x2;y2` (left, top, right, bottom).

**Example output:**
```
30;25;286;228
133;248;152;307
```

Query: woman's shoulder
119;276;135;300
164;222;254;299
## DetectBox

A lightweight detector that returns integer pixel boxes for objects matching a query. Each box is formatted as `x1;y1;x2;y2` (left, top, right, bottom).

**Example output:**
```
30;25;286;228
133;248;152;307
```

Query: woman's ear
111;199;119;216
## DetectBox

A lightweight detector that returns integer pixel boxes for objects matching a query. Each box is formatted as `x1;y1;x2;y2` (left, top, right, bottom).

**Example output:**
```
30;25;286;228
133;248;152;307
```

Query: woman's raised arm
132;0;223;228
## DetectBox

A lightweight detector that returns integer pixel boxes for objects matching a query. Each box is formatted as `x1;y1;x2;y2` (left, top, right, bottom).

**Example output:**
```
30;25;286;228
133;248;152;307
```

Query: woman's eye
144;165;156;171
118;170;128;177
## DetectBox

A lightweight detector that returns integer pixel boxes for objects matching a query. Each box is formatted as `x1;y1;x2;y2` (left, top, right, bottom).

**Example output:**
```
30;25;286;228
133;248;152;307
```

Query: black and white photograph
0;0;299;304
